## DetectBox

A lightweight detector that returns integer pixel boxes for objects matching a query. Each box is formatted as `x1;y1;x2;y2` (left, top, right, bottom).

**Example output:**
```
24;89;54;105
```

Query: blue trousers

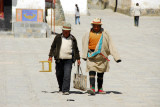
55;59;72;92
75;16;80;24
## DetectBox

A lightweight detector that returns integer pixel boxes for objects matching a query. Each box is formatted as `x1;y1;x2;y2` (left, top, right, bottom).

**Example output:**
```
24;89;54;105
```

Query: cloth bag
73;65;87;91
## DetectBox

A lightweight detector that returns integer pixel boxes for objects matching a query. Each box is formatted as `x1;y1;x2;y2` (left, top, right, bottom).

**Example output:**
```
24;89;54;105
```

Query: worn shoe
57;89;62;93
98;88;106;94
87;87;95;95
63;92;69;95
58;91;62;93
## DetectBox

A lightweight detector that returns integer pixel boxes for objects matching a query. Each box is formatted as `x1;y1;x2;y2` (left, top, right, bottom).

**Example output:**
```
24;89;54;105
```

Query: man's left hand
116;59;121;63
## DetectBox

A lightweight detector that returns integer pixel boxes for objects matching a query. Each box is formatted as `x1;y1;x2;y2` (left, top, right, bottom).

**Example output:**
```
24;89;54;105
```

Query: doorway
0;0;4;20
0;0;12;31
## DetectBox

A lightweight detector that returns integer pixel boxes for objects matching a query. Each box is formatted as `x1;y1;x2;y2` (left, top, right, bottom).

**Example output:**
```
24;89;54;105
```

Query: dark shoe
58;91;62;93
63;92;69;95
58;89;62;93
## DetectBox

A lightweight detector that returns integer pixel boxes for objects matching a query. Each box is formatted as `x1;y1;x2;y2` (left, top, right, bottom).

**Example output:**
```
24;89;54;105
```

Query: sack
73;65;87;91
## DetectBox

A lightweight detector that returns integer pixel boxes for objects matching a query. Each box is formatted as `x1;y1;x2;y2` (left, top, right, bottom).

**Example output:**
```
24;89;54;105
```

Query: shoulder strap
87;33;103;58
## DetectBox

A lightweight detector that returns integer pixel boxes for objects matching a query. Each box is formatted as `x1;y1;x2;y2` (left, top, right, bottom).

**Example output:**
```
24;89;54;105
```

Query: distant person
82;18;121;95
48;22;81;95
133;3;141;27
75;4;80;25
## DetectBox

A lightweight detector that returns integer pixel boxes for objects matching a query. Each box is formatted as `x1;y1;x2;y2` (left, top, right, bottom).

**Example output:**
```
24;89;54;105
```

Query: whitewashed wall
90;0;99;4
12;0;45;22
60;0;88;15
118;0;131;9
131;0;160;9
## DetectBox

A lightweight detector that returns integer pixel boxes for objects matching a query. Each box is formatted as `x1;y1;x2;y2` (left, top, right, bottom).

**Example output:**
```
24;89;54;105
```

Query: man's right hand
48;57;52;62
82;58;87;61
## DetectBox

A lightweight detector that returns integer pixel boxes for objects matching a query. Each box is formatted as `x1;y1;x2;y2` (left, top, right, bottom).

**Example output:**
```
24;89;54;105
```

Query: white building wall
90;0;99;4
12;0;45;22
60;0;88;15
131;0;160;9
118;0;131;9
109;0;160;15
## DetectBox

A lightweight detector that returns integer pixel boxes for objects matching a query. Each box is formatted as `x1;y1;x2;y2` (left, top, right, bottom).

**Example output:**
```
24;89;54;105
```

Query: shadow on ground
84;91;122;95
42;90;122;95
42;91;86;94
106;91;122;94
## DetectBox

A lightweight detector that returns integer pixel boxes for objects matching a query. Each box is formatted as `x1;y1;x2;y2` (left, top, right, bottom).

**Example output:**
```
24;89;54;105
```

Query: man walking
48;22;81;95
133;3;141;27
82;18;121;95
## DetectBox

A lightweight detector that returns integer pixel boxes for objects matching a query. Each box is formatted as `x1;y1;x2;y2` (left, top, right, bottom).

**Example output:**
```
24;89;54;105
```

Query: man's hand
77;60;81;65
116;59;121;63
82;58;87;61
48;57;52;62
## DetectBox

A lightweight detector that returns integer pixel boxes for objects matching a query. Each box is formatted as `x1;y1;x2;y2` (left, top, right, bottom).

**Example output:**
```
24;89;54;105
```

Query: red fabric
100;53;110;61
0;12;4;19
92;21;101;23
0;0;4;19
63;26;71;29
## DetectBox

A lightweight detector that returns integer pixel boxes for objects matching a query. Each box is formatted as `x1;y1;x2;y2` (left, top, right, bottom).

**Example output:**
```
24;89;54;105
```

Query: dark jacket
49;33;80;62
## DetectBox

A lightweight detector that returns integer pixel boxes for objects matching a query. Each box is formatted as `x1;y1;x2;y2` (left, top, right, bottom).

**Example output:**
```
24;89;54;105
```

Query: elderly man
82;18;121;95
48;22;81;95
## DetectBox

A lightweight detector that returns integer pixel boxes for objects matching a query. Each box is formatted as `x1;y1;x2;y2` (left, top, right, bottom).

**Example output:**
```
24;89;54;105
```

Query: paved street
0;9;160;107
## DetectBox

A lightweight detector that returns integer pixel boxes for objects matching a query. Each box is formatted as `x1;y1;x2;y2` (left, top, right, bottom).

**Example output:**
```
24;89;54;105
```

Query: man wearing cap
48;22;81;95
82;18;121;95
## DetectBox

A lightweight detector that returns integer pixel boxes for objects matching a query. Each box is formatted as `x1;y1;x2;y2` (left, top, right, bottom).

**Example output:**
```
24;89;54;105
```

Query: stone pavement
0;9;160;107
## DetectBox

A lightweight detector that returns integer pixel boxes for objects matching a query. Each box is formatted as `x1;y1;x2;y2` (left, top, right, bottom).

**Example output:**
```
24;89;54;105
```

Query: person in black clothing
48;22;81;95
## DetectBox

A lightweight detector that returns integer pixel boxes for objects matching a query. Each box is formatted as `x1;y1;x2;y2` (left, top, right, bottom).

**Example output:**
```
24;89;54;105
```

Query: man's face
92;24;101;33
62;30;71;38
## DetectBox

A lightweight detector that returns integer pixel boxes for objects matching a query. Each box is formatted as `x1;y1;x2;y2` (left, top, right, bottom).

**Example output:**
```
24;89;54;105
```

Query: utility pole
54;0;55;33
51;0;52;33
114;0;118;12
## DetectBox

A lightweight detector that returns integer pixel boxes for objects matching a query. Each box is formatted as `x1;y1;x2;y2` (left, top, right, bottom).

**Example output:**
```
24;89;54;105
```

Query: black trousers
134;16;139;26
55;59;72;92
89;71;104;89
